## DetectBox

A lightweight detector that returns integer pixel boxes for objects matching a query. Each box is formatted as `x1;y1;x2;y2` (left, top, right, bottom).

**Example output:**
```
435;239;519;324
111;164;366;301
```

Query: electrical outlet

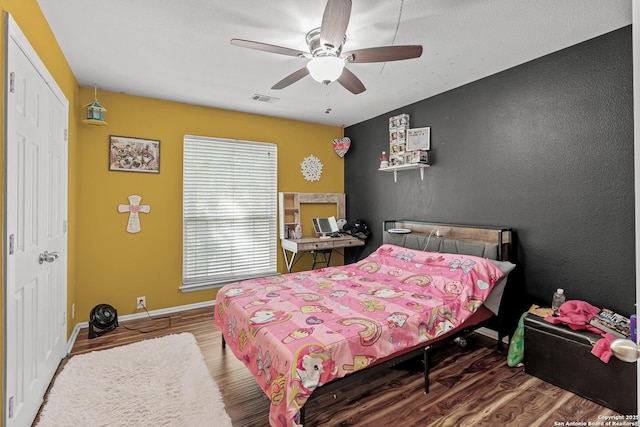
136;296;146;309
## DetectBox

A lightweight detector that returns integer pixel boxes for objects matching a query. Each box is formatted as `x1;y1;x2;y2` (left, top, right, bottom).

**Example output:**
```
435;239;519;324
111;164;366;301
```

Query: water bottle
551;288;566;311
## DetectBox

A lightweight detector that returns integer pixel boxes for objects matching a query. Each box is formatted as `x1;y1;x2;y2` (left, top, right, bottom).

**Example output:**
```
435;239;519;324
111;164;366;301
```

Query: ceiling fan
230;0;423;94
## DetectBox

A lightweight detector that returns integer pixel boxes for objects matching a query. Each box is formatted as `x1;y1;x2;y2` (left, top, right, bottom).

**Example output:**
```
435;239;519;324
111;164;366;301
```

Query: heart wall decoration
333;137;351;158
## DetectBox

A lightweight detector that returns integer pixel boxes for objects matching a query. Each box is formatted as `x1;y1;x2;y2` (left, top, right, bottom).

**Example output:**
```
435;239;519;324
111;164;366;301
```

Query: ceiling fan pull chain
325;90;332;114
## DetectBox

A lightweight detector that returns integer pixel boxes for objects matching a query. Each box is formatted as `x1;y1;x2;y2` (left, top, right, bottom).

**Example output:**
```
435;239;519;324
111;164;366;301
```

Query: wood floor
58;305;621;427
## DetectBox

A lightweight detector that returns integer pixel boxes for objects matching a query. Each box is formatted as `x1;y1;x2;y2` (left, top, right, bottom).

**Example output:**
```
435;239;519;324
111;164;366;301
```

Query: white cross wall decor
117;195;150;233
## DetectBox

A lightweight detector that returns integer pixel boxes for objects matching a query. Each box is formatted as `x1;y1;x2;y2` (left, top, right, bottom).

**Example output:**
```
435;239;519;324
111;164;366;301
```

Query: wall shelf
379;163;430;182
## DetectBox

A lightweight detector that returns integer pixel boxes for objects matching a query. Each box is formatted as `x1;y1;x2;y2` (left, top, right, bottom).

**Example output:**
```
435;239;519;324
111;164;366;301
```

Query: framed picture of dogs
109;135;160;173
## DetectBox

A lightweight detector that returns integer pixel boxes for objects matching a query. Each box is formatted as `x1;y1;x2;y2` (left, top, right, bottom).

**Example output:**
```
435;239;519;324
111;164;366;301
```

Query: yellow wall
75;90;344;322
0;0;343;421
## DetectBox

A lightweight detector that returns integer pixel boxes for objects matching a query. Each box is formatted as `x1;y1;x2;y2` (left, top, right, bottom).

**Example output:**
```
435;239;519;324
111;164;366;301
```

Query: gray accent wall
344;26;634;315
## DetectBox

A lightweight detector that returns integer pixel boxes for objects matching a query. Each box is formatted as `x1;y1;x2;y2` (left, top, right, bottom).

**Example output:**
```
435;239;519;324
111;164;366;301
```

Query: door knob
610;338;640;362
38;251;59;265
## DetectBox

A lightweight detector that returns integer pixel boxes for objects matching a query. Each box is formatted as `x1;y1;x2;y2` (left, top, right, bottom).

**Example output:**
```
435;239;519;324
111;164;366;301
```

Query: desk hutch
278;192;364;272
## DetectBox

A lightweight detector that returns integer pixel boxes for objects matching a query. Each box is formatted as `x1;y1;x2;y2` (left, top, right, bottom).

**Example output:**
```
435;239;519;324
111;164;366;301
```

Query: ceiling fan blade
343;45;423;63
337;67;365;94
231;39;307;58
271;67;310;90
320;0;352;50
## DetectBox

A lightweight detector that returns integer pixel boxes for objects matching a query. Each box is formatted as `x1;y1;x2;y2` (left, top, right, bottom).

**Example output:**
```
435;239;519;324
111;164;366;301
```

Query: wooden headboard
382;220;512;261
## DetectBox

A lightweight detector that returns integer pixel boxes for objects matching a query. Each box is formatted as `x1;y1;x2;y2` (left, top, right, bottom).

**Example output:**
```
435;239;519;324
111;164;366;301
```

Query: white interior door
3;14;68;427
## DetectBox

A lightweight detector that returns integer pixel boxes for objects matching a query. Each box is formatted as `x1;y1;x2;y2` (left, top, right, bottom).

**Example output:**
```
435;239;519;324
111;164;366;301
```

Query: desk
280;236;365;272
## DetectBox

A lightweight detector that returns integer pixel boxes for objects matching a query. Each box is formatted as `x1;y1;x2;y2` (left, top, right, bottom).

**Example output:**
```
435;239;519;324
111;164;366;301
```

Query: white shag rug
36;332;233;427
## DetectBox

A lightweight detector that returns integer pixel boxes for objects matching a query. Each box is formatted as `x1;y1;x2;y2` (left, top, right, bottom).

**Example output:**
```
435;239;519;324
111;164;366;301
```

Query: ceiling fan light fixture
307;56;345;84
230;0;421;94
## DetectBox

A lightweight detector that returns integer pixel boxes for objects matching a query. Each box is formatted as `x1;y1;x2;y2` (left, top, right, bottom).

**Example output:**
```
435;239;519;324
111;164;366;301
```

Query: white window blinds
182;135;277;291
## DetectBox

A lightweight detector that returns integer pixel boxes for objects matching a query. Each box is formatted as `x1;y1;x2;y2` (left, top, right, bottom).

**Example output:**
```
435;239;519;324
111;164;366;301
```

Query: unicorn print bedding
214;243;505;427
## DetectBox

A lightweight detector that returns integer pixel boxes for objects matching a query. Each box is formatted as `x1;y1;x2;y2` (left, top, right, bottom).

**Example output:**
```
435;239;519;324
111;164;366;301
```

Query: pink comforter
214;244;504;426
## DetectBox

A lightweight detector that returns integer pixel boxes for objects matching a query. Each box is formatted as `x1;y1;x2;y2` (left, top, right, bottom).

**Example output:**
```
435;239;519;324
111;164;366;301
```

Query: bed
214;220;516;427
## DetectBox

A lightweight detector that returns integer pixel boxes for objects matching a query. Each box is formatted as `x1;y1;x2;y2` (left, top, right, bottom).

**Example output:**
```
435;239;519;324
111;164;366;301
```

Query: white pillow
483;259;517;315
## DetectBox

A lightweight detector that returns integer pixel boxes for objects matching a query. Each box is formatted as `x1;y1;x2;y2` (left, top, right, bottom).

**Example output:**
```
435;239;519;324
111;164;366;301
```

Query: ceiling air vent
251;94;279;104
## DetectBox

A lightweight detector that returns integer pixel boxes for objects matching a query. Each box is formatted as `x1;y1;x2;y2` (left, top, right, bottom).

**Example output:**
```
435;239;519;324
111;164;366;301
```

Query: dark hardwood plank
35;306;622;427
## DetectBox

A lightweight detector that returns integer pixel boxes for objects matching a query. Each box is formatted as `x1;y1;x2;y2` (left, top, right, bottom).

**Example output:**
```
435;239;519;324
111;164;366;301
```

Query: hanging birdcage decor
83;85;108;126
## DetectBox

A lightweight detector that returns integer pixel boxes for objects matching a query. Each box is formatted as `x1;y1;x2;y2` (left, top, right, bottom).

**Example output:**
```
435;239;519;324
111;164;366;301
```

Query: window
182;135;277;292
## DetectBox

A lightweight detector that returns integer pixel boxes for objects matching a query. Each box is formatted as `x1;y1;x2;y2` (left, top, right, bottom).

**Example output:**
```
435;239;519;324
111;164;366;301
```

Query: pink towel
544;300;602;334
544;300;613;363
591;333;616;363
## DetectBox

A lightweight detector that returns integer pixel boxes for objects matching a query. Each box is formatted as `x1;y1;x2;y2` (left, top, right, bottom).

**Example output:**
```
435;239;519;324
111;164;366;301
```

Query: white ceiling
36;0;631;127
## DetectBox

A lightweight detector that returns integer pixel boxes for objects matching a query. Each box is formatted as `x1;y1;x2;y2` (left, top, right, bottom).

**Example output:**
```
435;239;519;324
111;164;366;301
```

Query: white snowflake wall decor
300;155;323;182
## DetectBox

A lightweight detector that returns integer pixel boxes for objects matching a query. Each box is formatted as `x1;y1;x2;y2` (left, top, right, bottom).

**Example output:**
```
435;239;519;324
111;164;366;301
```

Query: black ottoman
523;314;636;415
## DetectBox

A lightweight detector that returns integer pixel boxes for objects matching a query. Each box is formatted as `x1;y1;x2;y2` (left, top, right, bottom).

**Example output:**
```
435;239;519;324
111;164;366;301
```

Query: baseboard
475;326;510;345
67;323;83;354
66;303;506;353
66;299;216;353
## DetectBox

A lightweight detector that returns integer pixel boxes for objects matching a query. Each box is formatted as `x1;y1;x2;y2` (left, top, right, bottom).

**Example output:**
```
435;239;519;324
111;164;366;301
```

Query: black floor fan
88;304;118;339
